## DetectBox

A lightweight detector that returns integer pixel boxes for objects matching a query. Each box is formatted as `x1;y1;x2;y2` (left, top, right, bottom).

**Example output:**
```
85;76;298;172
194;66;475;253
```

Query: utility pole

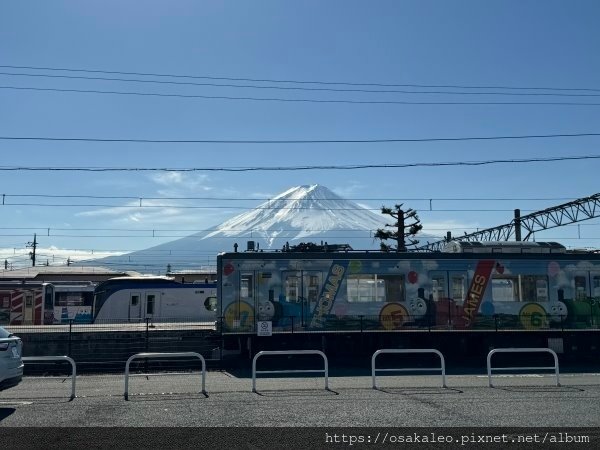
27;233;37;267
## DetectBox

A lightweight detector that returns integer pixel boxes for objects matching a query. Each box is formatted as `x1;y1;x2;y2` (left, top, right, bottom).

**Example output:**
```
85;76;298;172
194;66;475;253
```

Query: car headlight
0;342;9;351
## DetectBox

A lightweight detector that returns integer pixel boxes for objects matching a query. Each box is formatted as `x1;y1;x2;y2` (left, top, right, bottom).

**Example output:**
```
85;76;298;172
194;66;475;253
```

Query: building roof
0;266;140;280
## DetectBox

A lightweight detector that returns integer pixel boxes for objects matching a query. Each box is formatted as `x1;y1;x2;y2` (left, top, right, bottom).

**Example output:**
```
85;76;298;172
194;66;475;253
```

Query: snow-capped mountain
203;184;388;246
83;184;435;273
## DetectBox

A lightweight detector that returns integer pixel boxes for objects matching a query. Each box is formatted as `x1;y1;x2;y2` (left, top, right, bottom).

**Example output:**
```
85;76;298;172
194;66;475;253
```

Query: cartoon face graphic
548;301;567;323
258;300;275;321
407;298;427;319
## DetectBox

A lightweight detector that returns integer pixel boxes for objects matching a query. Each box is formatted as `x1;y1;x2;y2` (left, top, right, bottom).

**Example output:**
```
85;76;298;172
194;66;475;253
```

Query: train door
129;292;141;321
282;271;302;326
24;292;34;324
574;273;588;301
591;272;600;298
43;284;55;324
222;271;256;332
0;291;10;325
568;271;594;327
429;271;467;326
144;292;160;320
591;272;600;326
303;271;321;326
282;270;322;327
237;272;255;330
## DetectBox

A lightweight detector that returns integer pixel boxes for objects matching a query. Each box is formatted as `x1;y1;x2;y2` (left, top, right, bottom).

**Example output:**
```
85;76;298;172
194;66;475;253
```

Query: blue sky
1;1;599;268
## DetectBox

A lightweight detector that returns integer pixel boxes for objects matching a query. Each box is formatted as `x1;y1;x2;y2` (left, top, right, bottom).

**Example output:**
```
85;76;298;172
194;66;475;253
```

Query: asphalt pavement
1;370;599;427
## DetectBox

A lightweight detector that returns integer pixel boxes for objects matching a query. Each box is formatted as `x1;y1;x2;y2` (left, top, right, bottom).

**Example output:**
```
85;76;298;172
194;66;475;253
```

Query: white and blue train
92;276;217;322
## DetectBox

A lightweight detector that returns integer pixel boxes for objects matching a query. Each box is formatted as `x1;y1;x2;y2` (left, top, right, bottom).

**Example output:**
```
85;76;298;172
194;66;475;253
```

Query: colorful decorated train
0;281;95;325
217;242;600;333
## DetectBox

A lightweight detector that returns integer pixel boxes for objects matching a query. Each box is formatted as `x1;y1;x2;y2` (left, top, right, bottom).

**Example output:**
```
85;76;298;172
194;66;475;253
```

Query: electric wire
1;132;599;145
0;155;598;172
2;71;600;97
2;63;599;92
4;85;600;106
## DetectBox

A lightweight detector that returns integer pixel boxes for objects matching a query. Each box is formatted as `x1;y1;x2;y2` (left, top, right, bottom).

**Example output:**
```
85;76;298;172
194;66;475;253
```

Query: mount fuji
204;184;387;246
85;184;435;273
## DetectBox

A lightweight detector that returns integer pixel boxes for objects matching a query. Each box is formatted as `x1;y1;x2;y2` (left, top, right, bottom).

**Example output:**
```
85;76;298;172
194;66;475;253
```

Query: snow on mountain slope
203;184;387;245
84;184;436;272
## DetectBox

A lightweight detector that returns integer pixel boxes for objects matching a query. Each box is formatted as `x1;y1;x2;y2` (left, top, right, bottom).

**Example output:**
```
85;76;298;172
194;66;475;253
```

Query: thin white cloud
76;197;234;228
331;182;365;199
151;172;213;195
0;246;126;269
152;172;185;186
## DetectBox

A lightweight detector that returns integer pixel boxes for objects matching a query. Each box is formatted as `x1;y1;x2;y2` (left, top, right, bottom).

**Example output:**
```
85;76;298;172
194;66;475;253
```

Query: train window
308;275;319;286
241;274;253;298
347;274;388;303
285;275;300;302
492;278;520;302
146;294;155;315
521;276;549;302
431;274;446;301
492;275;548;302
131;295;139;306
204;296;217;311
575;276;587;300
451;275;466;303
380;275;405;302
593;276;600;297
535;278;548;301
56;292;94;307
1;295;8;308
305;274;321;303
44;285;54;309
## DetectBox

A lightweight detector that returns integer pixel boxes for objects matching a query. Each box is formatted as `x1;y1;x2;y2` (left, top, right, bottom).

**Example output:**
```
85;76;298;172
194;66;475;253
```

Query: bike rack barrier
22;356;77;400
371;349;447;389
487;348;560;387
252;350;329;393
124;352;206;400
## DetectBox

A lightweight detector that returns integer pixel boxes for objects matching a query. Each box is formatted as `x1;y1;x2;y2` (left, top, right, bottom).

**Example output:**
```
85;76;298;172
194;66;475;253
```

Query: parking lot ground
0;371;599;427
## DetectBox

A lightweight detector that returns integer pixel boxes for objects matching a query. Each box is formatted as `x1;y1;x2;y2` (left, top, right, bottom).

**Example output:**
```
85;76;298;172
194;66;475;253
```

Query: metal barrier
22;356;77;400
124;352;207;400
371;349;447;389
487;348;560;387
252;350;329;393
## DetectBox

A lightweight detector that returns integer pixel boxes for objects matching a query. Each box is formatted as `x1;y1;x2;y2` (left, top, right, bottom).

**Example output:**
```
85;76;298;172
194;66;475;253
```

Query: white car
0;326;23;391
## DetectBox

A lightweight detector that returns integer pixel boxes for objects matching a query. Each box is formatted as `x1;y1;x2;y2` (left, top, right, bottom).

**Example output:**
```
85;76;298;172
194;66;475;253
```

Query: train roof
95;276;217;291
442;241;567;254
106;276;176;282
217;241;600;261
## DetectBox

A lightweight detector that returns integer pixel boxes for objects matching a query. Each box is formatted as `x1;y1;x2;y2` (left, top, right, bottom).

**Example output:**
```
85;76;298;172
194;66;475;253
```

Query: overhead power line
1;132;600;145
3;85;600;106
2;71;600;98
2;64;599;92
0;194;582;202
1;225;598;239
0;155;598;172
0;223;598;233
0;202;536;212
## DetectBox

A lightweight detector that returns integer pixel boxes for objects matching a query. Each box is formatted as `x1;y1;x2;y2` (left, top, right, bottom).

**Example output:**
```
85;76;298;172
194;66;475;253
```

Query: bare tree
374;204;423;252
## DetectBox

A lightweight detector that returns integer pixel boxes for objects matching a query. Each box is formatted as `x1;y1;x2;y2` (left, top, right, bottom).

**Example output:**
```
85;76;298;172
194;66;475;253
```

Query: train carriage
91;276;218;323
217;242;600;333
0;282;95;325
